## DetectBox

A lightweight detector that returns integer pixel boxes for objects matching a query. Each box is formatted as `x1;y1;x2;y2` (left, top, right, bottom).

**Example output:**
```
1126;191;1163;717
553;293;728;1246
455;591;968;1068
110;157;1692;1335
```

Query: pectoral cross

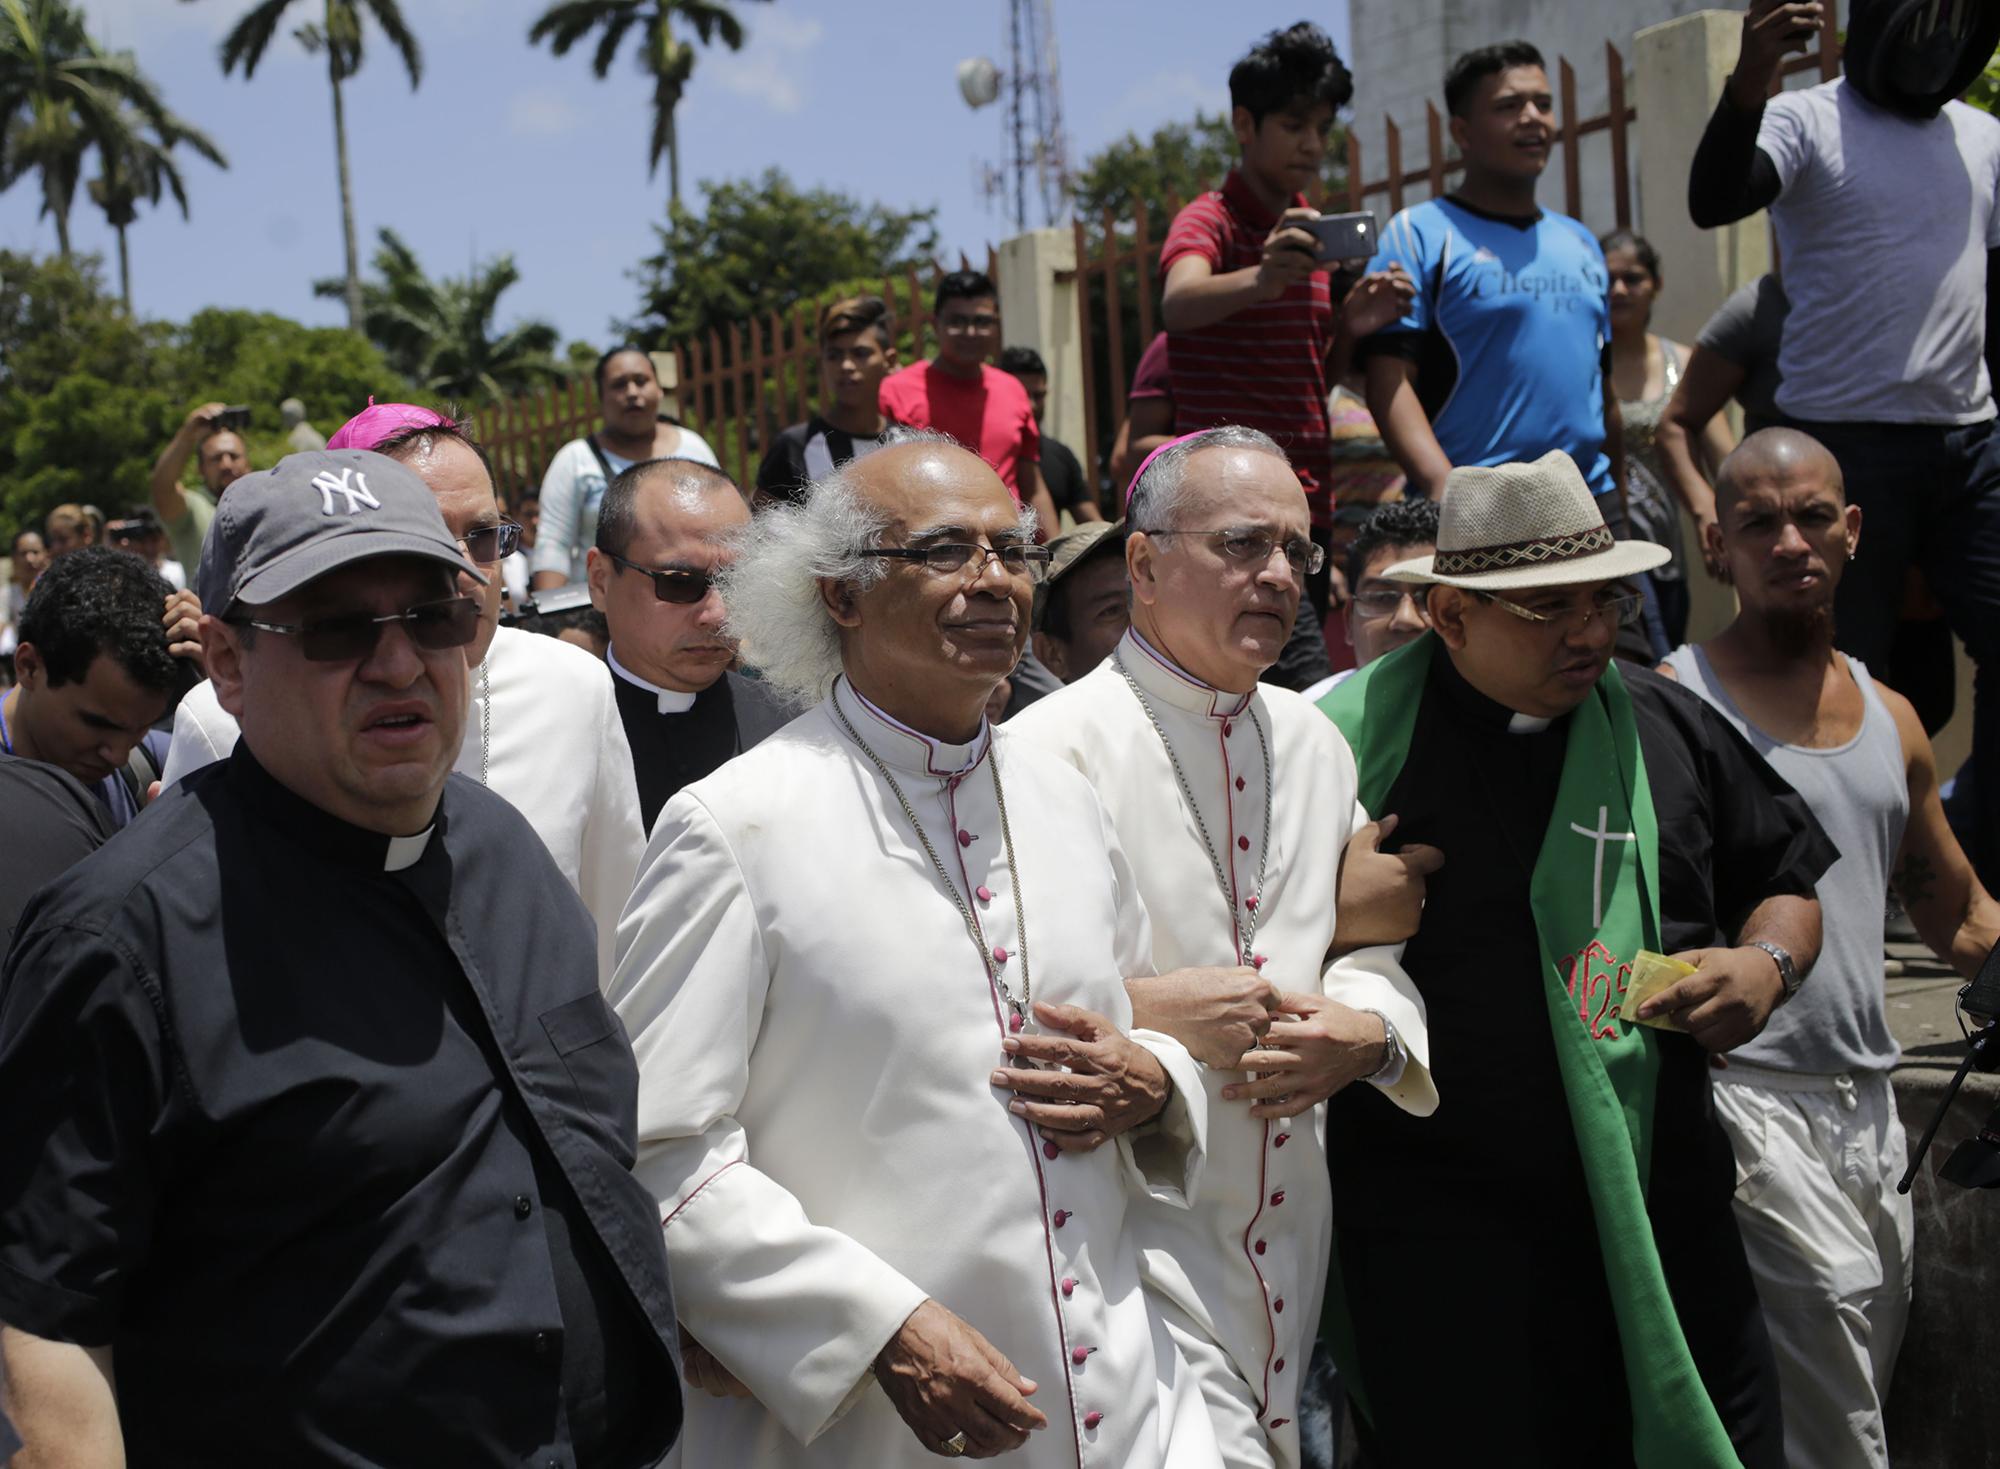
1569;805;1635;928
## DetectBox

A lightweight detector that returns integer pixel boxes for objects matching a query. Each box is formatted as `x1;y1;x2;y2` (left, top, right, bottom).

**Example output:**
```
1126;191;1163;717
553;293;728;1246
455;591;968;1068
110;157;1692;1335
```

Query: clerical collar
832;677;990;778
1431;646;1560;737
1120;630;1255;720
609;646;701;714
228;740;439;872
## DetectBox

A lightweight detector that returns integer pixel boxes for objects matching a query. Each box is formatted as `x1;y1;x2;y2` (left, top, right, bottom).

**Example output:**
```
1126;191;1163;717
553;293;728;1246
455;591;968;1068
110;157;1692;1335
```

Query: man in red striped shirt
1162;21;1410;625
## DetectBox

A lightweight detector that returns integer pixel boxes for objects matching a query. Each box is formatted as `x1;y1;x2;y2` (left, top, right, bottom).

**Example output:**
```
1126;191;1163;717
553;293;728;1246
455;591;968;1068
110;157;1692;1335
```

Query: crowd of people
0;2;1998;1466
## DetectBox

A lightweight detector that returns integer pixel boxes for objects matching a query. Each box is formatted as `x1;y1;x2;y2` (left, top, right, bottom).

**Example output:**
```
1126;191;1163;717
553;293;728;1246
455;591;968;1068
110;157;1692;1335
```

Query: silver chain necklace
476;658;492;785
829;693;1034;1030
1113;652;1273;966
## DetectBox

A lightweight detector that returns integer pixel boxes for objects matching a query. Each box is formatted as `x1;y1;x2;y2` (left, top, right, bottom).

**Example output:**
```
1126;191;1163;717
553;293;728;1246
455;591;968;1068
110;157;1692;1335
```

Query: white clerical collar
1120;629;1255;720
609;645;701;714
833;677;990;778
1508;711;1553;734
384;828;434;871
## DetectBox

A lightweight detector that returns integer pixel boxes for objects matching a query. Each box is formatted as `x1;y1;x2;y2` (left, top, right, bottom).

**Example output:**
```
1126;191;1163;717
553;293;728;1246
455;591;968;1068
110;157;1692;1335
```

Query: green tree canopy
624;166;939;346
0;250;408;534
1071;109;1350;239
317;228;564;405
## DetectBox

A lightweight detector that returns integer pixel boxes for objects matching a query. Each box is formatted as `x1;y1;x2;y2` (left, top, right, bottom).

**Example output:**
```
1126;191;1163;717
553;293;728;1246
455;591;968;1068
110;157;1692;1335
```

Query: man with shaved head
586;457;789;827
611;431;1227;1466
1664;426;2000;1469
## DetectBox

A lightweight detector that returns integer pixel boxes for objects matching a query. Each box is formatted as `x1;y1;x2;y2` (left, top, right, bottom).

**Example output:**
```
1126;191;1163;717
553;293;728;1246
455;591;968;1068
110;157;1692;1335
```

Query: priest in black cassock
587;458;791;828
1317;452;1835;1469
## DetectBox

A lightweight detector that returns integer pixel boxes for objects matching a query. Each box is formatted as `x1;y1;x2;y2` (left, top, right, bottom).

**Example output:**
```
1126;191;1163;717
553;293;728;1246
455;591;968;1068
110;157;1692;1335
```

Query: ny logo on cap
312;467;383;516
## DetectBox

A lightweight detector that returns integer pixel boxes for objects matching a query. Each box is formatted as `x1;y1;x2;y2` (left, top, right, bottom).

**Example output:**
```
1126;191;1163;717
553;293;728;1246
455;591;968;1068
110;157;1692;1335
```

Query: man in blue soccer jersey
1360;42;1628;532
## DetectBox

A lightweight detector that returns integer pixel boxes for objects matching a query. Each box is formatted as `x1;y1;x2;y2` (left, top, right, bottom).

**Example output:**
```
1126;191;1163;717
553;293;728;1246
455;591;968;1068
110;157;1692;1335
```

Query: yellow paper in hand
1615;950;1698;1032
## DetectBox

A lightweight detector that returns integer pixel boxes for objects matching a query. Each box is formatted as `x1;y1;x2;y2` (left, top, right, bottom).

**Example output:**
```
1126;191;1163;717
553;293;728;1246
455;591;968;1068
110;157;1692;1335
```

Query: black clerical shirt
1325;652;1835;1236
611;661;792;828
0;745;681;1466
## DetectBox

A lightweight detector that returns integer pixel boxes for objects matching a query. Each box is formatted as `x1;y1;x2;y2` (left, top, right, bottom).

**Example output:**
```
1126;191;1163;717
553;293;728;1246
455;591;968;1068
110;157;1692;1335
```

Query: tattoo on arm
1895;851;1939;908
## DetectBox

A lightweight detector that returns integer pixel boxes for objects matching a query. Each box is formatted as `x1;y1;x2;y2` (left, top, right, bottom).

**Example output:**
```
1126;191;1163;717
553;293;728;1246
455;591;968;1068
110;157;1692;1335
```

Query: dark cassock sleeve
0;921;172;1345
1626;664;1838;954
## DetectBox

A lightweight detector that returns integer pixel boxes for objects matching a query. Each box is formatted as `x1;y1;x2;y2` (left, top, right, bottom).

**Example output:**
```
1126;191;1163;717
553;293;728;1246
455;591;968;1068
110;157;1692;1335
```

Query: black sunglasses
234;595;482;663
607;551;716;605
459;521;523;565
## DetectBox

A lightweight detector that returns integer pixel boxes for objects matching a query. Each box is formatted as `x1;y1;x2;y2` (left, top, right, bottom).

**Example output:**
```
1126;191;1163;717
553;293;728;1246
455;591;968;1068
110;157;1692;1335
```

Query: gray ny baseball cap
196;448;485;614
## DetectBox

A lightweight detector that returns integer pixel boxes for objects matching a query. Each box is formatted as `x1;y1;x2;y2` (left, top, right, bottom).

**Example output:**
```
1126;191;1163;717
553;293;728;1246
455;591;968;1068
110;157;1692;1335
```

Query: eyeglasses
1482;587;1645;632
1145;528;1326;576
860;541;1054;584
458;521;523;565
607;551;717;604
234;595;482;663
938;314;1000;334
1351;586;1429;618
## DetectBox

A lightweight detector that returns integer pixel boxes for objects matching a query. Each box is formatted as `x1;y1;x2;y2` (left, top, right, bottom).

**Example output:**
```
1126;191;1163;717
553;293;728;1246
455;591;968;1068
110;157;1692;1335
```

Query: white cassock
611;677;1222;1468
1009;630;1438;1469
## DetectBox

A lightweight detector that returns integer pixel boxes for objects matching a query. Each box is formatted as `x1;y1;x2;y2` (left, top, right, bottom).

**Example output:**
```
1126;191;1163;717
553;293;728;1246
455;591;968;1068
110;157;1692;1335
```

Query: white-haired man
612;432;1226;1465
1318;450;1834;1467
1009;427;1437;1469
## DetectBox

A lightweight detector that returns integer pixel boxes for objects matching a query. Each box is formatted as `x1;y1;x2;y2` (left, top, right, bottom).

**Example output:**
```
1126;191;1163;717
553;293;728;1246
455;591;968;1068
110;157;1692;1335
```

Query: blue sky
0;0;1351;349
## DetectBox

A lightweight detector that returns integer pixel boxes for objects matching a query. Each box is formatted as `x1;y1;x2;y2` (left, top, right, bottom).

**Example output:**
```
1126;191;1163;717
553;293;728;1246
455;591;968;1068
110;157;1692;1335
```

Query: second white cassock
611;677;1222;1468
1010;630;1438;1469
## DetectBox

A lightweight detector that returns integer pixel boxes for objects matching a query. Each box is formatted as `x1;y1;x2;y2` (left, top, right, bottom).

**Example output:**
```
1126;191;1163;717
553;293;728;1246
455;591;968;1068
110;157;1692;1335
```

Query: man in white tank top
1663;428;2000;1469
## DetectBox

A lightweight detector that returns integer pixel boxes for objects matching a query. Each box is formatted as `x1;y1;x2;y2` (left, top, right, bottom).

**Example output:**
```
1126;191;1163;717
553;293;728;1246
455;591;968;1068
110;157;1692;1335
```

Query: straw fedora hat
1382;450;1670;591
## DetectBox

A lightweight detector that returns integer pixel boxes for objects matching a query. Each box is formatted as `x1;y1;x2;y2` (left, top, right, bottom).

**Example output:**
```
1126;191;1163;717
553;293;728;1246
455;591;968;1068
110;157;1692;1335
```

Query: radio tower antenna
959;0;1073;230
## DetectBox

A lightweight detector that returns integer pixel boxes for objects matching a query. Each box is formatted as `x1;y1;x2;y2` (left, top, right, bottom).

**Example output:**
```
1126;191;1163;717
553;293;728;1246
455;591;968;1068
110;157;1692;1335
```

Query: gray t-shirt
1759;78;2000;425
1695;275;1789;431
1664;645;1908;1073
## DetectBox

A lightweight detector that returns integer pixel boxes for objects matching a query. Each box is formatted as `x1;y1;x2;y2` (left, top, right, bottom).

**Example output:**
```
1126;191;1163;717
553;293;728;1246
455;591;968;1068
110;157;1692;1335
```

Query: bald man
1663;427;2000;1469
586;458;791;828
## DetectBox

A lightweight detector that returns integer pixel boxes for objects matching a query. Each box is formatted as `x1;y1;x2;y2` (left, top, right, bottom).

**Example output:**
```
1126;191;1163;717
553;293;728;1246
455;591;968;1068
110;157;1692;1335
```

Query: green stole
1318;634;1741;1469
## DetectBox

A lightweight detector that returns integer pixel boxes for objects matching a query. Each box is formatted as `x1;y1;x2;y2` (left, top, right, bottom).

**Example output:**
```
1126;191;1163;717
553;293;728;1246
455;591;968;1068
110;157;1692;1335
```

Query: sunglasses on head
233;595;482;663
606;551;715;604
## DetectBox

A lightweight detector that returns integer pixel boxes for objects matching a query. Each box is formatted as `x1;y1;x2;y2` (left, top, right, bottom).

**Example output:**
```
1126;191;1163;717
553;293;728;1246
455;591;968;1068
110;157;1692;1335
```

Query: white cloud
508;88;582;138
700;11;825;116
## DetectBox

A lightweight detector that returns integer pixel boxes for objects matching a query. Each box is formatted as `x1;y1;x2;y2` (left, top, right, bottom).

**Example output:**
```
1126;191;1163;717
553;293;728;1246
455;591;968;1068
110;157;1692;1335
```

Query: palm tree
528;0;770;209
88;102;227;309
0;0;176;260
316;228;566;404
184;0;422;332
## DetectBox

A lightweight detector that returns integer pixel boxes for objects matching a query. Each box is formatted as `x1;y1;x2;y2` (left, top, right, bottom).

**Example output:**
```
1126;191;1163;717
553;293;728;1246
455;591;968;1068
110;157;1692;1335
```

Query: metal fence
472;252;996;497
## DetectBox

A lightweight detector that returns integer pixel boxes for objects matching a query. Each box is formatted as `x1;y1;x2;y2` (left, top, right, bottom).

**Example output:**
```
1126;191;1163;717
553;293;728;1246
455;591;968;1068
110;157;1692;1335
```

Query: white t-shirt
160;626;645;986
1758;79;2000;425
530;428;722;585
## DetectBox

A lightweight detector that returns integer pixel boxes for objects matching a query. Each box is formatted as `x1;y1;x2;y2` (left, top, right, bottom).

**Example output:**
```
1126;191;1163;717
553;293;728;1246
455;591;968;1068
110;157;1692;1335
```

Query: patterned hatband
1431;523;1616;577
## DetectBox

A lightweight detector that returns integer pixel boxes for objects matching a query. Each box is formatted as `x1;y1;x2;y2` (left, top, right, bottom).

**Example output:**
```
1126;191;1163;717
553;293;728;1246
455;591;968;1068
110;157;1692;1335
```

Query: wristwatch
1748;941;1802;1003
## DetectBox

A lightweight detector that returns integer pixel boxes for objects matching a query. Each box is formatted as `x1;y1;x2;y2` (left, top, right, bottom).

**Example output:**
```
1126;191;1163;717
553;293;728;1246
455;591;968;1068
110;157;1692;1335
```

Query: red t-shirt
1160;170;1336;523
1129;332;1171;401
878;362;1040;500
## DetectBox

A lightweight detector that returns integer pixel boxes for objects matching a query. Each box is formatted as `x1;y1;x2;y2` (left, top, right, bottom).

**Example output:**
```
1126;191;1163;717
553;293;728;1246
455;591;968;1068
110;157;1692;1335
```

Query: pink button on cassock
1236;776;1246;791
1083;1412;1103;1431
1222;721;1234;737
1274;1358;1286;1374
957;830;972;848
1254;1239;1267;1255
1270;1418;1291;1430
1009;1013;1024;1033
1238;835;1250;851
1071;1346;1091;1365
1273;1297;1285;1313
976;885;993;903
1245;895;1259;911
1053;1210;1070;1228
1061;1277;1077;1298
1043;1141;1060;1160
992;945;1008;964
1274;1132;1290;1148
1252;954;1268;969
1269;1189;1286;1206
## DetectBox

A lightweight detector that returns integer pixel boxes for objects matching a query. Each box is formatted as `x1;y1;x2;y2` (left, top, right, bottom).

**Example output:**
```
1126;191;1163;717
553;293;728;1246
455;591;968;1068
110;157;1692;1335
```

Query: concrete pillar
1632;10;1769;347
994;227;1086;458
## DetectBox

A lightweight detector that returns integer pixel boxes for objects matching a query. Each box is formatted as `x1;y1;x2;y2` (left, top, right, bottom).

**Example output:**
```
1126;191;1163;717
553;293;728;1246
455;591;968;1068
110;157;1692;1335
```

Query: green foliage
1071;109;1350;238
625;167;939;346
0;250;408;535
316;228;564;405
1967;50;2000;115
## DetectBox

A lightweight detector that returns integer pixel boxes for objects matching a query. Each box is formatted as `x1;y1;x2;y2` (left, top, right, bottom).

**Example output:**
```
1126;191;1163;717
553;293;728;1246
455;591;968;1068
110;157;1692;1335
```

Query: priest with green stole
1317;451;1834;1469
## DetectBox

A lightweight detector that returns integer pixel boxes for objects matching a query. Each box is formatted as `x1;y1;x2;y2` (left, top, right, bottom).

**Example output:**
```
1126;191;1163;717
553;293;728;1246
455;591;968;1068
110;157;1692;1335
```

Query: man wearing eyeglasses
1301;499;1441;706
1315;450;1832;1467
160;409;647;985
587;457;791;829
1008;427;1436;1469
878;270;1059;538
0;449;682;1465
613;432;1226;1467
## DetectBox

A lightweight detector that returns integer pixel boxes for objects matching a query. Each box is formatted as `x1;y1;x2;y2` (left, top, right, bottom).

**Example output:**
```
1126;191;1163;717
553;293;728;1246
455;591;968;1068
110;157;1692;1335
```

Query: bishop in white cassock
611;435;1221;1467
1010;429;1438;1469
